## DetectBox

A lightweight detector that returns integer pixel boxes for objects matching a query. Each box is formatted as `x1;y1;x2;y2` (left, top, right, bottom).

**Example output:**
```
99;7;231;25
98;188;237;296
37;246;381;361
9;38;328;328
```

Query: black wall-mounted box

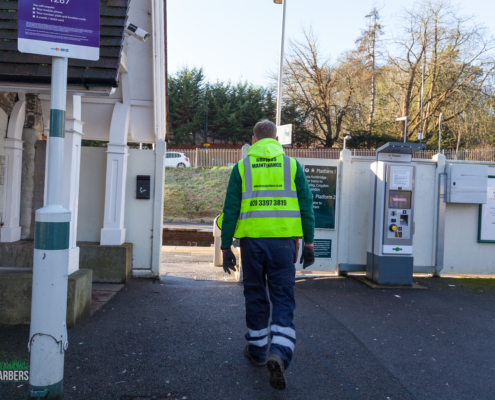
136;175;151;199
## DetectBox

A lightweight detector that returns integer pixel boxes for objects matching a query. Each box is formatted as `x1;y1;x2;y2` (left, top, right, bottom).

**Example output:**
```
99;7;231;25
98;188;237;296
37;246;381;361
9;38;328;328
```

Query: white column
149;0;167;275
151;139;166;276
63;96;84;274
1;138;23;242
242;144;250;158
101;102;130;245
1;96;26;242
337;149;352;270
432;153;446;276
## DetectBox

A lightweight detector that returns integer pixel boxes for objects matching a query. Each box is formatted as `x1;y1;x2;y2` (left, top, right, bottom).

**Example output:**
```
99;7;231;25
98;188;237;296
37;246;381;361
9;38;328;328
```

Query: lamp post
273;0;287;127
205;87;208;145
396;116;408;143
438;113;443;153
343;135;352;150
419;64;425;143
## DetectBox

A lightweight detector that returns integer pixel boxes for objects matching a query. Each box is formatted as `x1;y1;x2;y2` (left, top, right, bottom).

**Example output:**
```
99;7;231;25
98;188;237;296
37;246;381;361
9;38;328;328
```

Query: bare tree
282;29;363;147
383;0;495;141
274;1;495;149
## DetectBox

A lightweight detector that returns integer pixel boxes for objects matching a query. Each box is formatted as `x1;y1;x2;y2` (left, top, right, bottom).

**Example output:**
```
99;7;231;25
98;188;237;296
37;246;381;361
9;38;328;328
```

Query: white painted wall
124;149;155;270
77;147;107;242
77;145;159;272
295;156;495;276
443;165;495;275
76;146;495;276
345;158;373;266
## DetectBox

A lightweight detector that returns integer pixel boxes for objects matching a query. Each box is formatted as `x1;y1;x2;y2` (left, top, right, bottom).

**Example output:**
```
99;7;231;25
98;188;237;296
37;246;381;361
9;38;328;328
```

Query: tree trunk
367;13;377;149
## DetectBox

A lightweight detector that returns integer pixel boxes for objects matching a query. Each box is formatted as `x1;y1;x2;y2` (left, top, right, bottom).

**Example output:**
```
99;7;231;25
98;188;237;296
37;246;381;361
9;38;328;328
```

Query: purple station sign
18;0;100;61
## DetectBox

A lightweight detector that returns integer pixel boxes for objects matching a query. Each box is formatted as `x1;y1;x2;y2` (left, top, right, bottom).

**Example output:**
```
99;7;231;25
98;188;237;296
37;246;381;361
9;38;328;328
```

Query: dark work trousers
240;237;297;369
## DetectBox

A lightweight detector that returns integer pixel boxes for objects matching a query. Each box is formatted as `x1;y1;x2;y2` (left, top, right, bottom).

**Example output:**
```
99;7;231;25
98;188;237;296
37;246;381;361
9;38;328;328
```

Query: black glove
222;249;237;274
300;246;315;269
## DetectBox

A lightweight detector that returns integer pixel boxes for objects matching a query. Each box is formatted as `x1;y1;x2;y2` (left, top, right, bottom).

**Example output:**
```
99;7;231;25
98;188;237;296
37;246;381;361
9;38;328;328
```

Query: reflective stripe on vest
238;210;301;220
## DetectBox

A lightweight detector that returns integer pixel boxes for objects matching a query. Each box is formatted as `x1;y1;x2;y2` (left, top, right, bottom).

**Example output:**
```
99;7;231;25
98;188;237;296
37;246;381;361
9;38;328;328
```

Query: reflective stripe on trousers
271;324;296;352
246;327;270;347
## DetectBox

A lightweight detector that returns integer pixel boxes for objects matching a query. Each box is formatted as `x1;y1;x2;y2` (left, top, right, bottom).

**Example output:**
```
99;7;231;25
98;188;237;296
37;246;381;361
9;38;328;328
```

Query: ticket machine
366;142;425;285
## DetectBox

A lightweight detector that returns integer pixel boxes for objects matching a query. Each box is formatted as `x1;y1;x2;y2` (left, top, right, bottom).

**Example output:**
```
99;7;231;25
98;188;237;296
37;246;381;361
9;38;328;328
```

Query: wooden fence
170;148;495;167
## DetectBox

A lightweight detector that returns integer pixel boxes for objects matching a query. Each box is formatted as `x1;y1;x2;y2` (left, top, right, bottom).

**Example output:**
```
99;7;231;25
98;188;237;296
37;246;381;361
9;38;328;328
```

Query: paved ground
1;253;494;400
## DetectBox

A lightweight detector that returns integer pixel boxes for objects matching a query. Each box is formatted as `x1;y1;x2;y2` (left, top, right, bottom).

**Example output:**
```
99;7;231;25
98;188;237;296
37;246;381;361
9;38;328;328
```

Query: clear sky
167;0;495;87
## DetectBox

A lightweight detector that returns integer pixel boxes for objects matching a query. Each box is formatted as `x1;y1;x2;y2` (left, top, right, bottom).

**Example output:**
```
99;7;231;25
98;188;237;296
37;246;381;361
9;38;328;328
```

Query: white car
166;152;191;168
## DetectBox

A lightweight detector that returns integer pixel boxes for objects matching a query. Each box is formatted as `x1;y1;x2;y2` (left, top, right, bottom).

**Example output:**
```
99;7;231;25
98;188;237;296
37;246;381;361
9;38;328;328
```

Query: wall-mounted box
446;164;488;204
136;175;150;199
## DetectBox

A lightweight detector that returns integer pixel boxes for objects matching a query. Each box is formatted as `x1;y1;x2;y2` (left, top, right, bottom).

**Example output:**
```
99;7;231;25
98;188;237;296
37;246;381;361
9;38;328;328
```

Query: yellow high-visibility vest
232;153;303;238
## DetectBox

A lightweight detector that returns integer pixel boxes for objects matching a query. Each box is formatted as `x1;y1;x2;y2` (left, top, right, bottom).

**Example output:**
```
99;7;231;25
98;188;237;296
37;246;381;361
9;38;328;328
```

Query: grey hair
253;119;277;140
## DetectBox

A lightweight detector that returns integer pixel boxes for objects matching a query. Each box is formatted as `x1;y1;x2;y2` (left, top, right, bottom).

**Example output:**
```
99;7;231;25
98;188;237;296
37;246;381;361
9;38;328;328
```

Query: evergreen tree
168;70;276;145
168;67;206;145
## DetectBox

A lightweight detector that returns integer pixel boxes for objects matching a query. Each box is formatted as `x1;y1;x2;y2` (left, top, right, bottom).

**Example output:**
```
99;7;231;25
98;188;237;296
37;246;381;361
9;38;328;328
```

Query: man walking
220;120;315;390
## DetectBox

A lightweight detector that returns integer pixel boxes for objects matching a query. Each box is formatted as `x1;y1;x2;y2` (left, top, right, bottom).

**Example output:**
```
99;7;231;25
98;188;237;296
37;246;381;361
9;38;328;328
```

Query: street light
419;64;426;143
438;113;443;153
273;0;287;126
343;135;352;150
396;116;407;143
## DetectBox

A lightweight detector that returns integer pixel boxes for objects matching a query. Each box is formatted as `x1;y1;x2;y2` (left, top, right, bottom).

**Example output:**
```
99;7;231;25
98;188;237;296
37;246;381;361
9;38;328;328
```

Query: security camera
125;23;150;42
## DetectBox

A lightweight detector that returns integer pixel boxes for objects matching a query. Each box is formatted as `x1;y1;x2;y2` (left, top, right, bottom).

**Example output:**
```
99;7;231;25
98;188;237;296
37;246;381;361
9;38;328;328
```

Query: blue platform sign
18;0;100;61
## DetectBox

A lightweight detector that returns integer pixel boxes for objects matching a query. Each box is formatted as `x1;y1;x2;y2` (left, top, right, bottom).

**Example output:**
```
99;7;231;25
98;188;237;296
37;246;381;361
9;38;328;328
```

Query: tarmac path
1;252;494;399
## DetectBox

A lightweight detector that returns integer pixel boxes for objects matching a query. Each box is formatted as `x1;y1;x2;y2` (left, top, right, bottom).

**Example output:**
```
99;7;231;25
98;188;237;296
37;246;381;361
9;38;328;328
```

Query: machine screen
389;191;411;209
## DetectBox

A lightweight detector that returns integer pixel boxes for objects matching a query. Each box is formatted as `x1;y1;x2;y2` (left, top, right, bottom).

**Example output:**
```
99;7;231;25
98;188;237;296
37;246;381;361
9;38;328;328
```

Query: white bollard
233;239;242;283
213;216;222;267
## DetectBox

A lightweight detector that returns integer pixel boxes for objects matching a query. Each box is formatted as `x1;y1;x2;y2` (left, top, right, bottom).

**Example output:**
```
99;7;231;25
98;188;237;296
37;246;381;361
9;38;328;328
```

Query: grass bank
164;167;232;223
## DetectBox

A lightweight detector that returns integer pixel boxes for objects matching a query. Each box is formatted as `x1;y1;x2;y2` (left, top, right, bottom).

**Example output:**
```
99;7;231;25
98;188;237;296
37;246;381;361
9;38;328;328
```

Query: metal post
28;56;70;400
438;113;443;152
420;64;425;143
205;89;208;145
275;0;287;126
435;173;447;276
396;116;407;143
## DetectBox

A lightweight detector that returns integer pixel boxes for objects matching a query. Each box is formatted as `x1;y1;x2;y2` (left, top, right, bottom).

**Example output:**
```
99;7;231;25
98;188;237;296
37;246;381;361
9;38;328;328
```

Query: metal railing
168;148;495;167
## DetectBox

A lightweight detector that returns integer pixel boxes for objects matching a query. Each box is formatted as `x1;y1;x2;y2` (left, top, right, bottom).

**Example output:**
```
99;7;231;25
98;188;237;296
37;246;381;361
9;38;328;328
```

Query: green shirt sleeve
295;161;315;243
221;164;242;249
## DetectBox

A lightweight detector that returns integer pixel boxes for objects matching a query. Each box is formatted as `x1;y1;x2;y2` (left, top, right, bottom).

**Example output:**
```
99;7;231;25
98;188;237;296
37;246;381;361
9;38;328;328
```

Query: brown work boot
267;353;287;390
244;345;267;367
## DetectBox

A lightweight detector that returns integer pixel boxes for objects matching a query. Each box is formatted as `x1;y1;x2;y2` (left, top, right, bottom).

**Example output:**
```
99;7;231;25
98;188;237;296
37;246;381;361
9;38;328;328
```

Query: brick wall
162;229;214;247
